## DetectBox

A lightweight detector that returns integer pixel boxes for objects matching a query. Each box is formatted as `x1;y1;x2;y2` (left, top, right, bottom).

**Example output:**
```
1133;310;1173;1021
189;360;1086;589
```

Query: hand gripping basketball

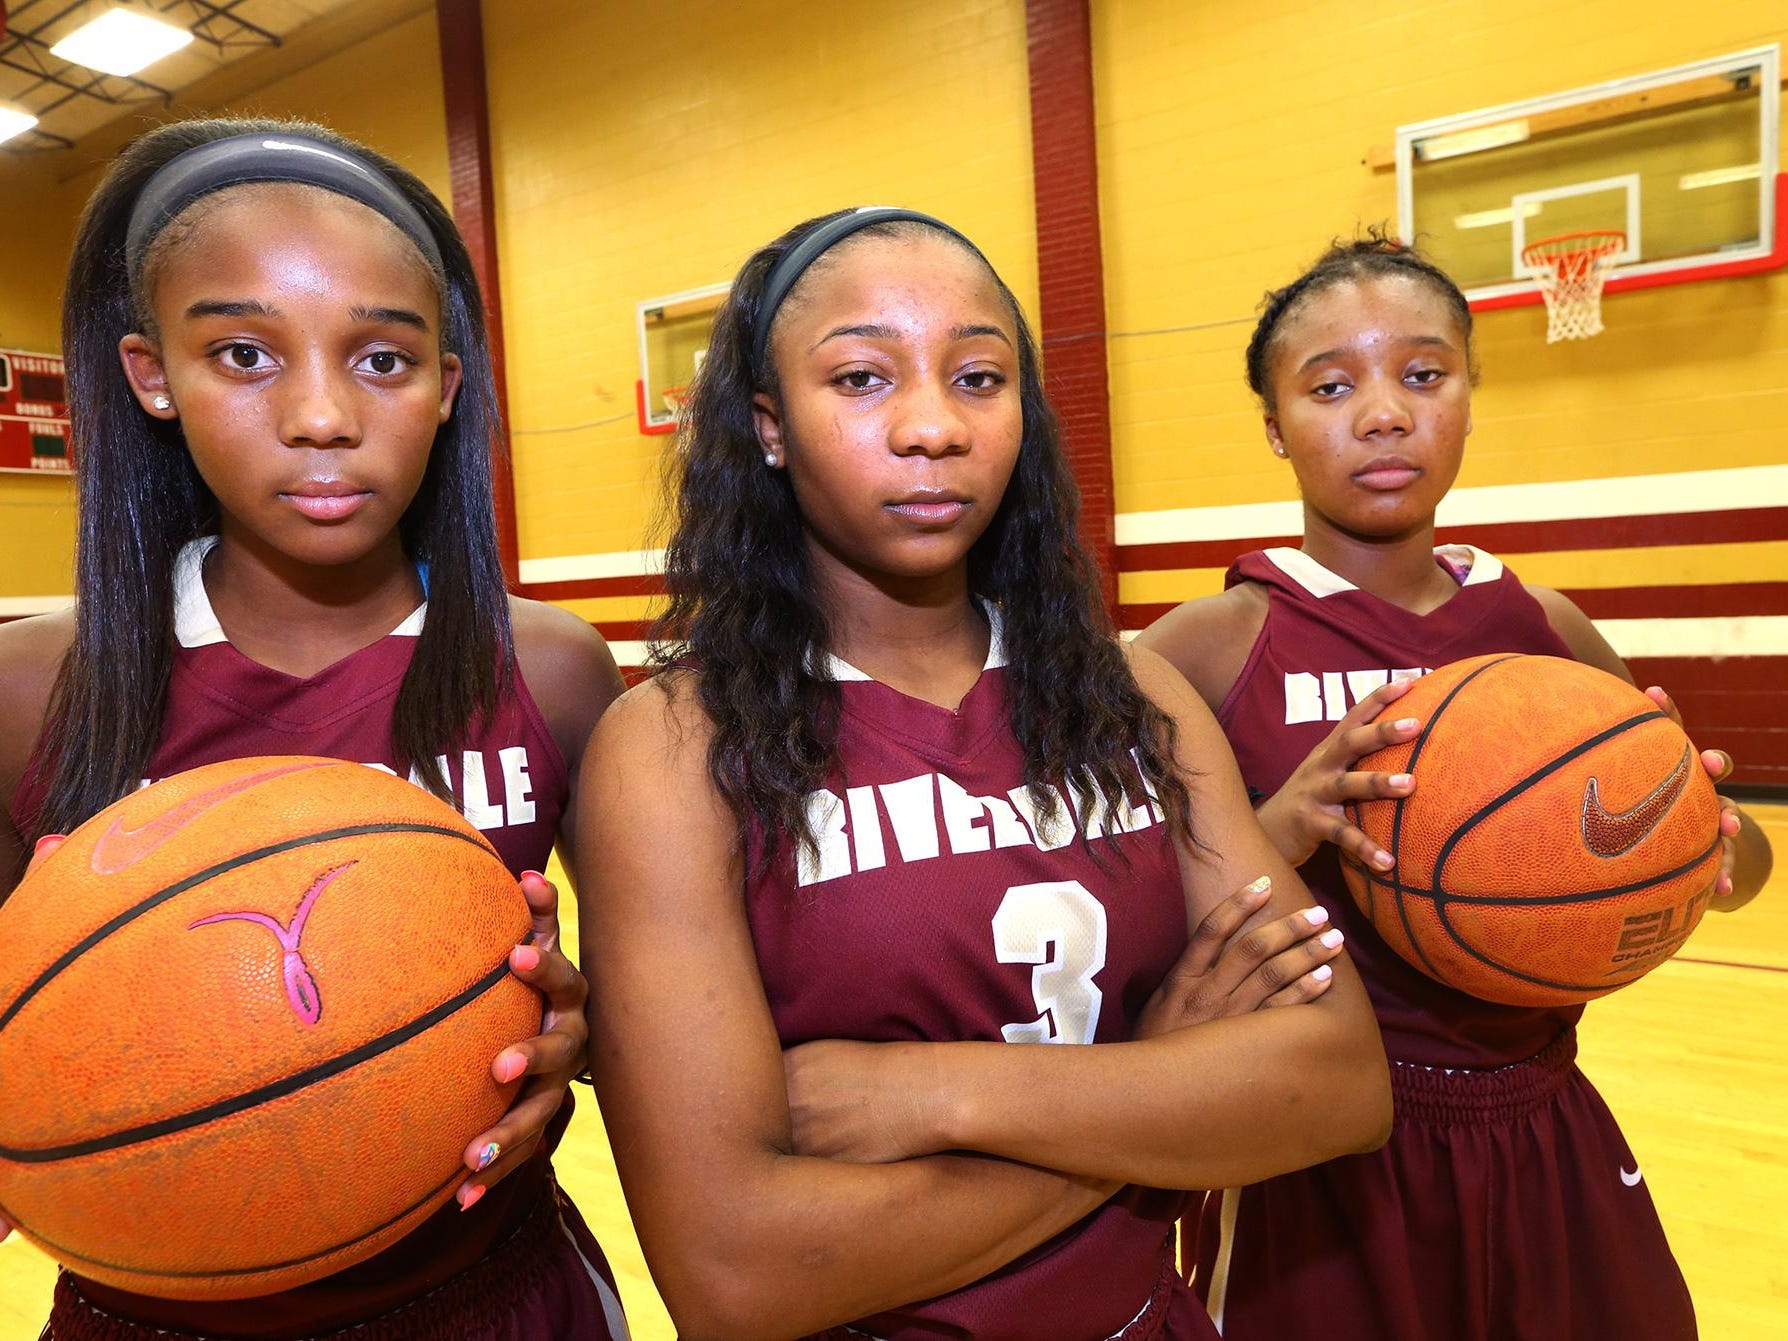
1643;685;1743;904
455;868;589;1212
1256;678;1423;870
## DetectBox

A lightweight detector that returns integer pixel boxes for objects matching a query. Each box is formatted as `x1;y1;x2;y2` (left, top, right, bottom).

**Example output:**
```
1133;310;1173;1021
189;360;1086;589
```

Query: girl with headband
0;118;629;1340
578;206;1393;1338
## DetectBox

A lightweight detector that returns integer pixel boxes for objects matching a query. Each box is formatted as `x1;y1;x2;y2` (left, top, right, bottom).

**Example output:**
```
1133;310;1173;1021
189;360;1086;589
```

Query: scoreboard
0;348;70;475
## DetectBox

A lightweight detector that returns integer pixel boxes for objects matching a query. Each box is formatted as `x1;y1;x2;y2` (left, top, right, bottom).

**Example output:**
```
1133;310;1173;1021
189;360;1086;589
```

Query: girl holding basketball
577;207;1391;1339
1138;233;1773;1341
0;119;629;1339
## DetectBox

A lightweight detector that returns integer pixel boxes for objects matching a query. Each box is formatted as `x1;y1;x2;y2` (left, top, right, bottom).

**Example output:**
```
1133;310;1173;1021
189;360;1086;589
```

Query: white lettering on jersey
880;774;942;863
1283;666;1429;724
796;770;1159;887
148;746;542;838
498;747;535;826
799;789;851;888
845;785;886;872
994;881;1108;1045
458;751;504;830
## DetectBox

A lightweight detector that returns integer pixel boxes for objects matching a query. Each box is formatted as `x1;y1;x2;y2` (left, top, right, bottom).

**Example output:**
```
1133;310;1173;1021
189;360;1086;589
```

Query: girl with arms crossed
0;118;630;1340
1139;234;1772;1341
578;207;1392;1340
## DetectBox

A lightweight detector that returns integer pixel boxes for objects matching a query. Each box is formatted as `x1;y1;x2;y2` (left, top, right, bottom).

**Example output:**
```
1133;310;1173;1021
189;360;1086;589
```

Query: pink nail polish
1319;928;1344;949
511;944;541;972
1303;906;1329;926
32;834;61;857
520;869;545;883
497;1052;526;1083
458;1184;485;1212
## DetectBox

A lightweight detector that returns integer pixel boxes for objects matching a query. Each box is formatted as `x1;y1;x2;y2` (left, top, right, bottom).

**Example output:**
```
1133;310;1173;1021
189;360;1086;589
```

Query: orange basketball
0;756;539;1300
1341;655;1721;1007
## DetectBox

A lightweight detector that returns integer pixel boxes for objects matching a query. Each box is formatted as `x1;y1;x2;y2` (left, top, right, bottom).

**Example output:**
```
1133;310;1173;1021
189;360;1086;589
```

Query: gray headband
125;132;444;279
751;206;987;368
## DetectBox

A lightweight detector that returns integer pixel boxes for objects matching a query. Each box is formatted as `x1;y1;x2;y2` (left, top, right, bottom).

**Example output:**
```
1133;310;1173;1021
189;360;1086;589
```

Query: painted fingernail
1372;851;1395;870
1245;875;1272;897
1394;719;1419;732
511;944;541;972
32;835;60;857
1319;928;1345;949
1303;906;1329;926
496;1051;527;1083
520;869;545;884
1310;964;1333;981
458;1183;485;1212
1391;773;1414;788
475;1141;500;1171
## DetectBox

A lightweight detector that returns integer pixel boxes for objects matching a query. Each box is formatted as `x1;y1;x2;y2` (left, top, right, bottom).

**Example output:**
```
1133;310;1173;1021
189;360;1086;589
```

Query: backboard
636;282;728;435
1394;46;1783;310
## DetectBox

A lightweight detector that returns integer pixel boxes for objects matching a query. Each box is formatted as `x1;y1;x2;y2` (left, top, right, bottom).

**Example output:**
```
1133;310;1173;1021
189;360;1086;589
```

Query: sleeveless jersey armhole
506;658;571;807
1214;586;1274;729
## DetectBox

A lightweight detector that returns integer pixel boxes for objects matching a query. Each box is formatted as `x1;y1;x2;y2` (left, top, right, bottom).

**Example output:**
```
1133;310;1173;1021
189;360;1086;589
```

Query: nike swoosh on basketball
1620;1165;1644;1187
1580;744;1692;859
90;759;335;875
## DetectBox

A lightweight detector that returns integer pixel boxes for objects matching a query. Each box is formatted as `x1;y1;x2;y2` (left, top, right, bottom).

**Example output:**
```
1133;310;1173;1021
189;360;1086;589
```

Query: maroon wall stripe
436;0;519;587
518;574;665;602
1121;583;1788;633
1562;583;1788;620
1026;0;1116;617
1115;506;1788;573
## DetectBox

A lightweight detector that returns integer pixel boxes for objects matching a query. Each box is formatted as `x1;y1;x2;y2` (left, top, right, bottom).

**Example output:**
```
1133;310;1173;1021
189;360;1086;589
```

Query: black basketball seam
1427;830;1723;993
1347;832;1721;907
0;822;495;1033
0;954;527;1163
1428;708;1669;977
7;1167;463;1279
1385;656;1521;979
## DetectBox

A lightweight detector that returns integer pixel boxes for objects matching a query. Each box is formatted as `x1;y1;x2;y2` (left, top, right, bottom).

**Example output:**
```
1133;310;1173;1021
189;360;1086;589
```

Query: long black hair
31;116;511;840
1246;227;1478;411
651;210;1194;867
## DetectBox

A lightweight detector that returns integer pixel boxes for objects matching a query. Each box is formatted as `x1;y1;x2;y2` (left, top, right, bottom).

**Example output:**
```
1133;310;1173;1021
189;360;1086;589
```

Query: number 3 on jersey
993;880;1108;1045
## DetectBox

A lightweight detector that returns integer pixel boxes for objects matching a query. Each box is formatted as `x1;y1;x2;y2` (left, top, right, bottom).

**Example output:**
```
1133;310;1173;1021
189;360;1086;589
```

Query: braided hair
1245;228;1476;411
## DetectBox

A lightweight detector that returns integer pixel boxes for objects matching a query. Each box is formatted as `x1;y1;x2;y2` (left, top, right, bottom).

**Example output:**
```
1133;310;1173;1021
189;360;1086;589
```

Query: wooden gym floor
4;803;1784;1339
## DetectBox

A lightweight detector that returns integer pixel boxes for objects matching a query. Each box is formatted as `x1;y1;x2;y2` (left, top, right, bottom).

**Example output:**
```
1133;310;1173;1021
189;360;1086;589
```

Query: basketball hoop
1521;231;1626;342
661;384;690;417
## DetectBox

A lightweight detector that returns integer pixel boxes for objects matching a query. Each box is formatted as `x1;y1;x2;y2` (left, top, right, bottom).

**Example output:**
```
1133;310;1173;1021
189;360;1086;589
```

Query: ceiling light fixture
0;108;40;146
50;7;194;78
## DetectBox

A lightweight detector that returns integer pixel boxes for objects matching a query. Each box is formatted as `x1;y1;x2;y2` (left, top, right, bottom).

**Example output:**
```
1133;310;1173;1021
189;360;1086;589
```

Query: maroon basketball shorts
1188;1030;1695;1341
43;1174;630;1341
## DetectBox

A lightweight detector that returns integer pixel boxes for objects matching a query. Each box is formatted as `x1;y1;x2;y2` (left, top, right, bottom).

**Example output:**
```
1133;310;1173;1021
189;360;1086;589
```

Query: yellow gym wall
479;0;1037;638
0;6;449;607
1095;0;1788;588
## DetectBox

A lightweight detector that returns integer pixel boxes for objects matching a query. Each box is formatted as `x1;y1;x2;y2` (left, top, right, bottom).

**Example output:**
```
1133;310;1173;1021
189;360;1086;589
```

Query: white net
1522;232;1626;343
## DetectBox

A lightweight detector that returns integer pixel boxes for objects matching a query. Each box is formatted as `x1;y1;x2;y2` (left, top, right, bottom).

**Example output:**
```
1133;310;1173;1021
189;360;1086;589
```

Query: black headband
125;132;444;280
751;206;986;368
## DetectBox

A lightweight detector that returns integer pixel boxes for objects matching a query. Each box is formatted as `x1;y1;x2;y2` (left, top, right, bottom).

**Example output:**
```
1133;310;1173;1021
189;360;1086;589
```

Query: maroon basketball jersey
746;634;1205;1340
1217;546;1580;1067
17;540;602;1339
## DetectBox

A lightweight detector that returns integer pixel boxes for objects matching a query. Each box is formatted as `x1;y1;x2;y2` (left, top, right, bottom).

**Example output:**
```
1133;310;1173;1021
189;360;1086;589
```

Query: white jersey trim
1264;544;1504;598
820;603;1008;682
173;536;426;649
